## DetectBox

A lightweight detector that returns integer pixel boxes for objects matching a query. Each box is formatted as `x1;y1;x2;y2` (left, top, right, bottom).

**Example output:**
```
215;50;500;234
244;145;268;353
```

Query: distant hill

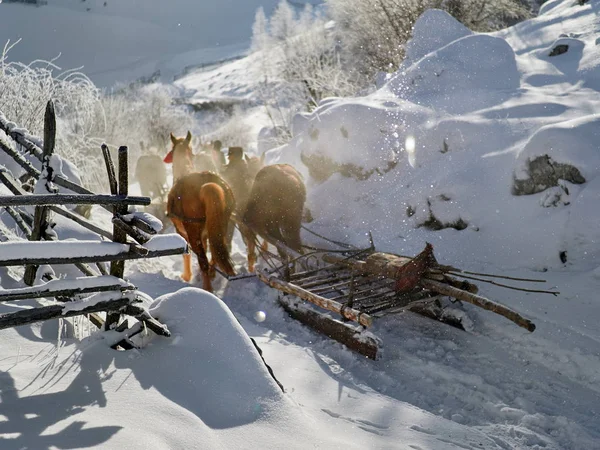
0;0;322;88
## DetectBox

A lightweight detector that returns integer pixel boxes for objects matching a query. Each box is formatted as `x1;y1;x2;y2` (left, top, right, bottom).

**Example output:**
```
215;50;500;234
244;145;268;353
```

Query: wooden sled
257;243;552;360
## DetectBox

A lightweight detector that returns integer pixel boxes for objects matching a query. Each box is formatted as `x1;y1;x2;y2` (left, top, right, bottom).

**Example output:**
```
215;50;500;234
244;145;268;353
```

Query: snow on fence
0;100;186;347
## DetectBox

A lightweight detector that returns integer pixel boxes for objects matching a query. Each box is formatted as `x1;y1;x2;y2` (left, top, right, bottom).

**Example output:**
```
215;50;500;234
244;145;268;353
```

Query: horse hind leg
182;253;193;282
186;226;214;292
241;228;257;273
201;228;216;280
170;217;193;282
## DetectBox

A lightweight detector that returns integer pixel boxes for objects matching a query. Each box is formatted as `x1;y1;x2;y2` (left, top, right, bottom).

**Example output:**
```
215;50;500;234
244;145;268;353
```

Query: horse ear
259;151;266;166
170;133;177;145
185;131;192;144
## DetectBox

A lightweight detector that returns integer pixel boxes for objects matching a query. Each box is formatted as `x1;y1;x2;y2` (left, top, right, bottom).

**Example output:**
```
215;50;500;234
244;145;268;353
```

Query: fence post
105;145;129;330
24;100;57;286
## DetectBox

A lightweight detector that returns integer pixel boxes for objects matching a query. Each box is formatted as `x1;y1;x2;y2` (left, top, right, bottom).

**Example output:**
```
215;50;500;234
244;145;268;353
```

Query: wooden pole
124;215;159;235
0;193;150;207
4;206;32;236
101;144;118;199
257;269;373;327
106;146;129;330
278;295;380;359
0;295;139;331
0;246;185;267
112;216;150;244
420;279;536;332
2;284;134;302
24;101;56;286
0;113;44;160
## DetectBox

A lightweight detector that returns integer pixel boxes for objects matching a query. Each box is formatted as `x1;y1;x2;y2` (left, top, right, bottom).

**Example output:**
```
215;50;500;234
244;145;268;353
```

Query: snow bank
388;33;519;114
515;114;600;182
139;287;285;427
403;9;472;63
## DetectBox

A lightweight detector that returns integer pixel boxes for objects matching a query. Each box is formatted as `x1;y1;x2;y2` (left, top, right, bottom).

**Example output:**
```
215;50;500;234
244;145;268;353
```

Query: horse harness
167;194;206;224
167;210;206;224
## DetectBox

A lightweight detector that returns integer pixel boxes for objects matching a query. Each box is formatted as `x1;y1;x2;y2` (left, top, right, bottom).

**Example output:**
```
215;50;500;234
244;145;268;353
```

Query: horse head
164;131;195;182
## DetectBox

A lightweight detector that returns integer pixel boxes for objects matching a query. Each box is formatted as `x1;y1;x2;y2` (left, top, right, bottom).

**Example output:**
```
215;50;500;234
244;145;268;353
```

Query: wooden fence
0;100;186;347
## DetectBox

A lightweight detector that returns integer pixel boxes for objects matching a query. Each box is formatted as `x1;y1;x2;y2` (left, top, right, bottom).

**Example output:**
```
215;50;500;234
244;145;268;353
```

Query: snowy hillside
268;4;600;273
1;0;600;449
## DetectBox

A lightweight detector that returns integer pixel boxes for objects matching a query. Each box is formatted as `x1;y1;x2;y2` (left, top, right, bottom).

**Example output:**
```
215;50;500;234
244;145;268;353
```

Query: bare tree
327;0;531;77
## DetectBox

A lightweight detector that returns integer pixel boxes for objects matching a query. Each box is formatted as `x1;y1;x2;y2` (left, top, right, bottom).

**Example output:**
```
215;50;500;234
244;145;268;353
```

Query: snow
515;115;600;181
61;290;137;314
123;211;164;234
1;1;600;449
143;234;187;252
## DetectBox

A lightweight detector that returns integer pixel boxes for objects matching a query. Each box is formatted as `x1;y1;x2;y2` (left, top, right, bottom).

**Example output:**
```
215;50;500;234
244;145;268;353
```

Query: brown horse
220;146;266;257
167;172;236;292
164;131;195;183
242;164;306;272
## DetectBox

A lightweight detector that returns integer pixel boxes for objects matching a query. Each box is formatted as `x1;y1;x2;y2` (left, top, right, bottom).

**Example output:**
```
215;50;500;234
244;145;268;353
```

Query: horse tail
201;182;235;276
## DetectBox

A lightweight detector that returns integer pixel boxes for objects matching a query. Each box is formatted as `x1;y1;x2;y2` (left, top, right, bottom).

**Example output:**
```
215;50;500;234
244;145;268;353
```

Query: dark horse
167;171;236;292
242;164;306;272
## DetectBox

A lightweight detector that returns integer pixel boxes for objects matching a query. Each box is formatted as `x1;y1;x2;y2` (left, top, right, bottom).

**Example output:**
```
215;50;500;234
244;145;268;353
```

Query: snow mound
283;98;433;177
146;287;285;428
388;34;519;114
563;176;600;268
515;114;600;183
404;9;472;63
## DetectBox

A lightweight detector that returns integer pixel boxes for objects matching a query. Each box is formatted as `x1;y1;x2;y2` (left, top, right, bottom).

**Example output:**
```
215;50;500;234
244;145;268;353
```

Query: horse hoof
181;273;192;282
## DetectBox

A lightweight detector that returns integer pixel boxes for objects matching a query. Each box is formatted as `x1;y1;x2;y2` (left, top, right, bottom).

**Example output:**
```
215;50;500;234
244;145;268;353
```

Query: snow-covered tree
251;7;270;52
327;0;532;77
251;2;361;114
269;0;297;43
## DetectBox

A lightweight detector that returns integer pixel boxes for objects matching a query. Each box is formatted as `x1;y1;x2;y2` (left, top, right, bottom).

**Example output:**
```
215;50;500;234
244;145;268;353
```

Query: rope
301;224;358;250
442;268;547;283
446;272;559;295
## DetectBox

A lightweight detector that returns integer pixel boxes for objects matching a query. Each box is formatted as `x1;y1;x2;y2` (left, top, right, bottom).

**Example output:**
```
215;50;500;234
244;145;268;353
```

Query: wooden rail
0;100;183;341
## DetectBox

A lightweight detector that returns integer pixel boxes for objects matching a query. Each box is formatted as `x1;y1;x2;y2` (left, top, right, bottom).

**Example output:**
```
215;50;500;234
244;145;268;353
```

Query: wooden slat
0;276;135;302
257;269;373;327
0;244;186;267
0;193;150;207
0;295;140;331
278;295;380;360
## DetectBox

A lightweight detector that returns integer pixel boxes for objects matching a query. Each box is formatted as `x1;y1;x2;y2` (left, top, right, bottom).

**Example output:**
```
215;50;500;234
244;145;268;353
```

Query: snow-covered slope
271;4;600;274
